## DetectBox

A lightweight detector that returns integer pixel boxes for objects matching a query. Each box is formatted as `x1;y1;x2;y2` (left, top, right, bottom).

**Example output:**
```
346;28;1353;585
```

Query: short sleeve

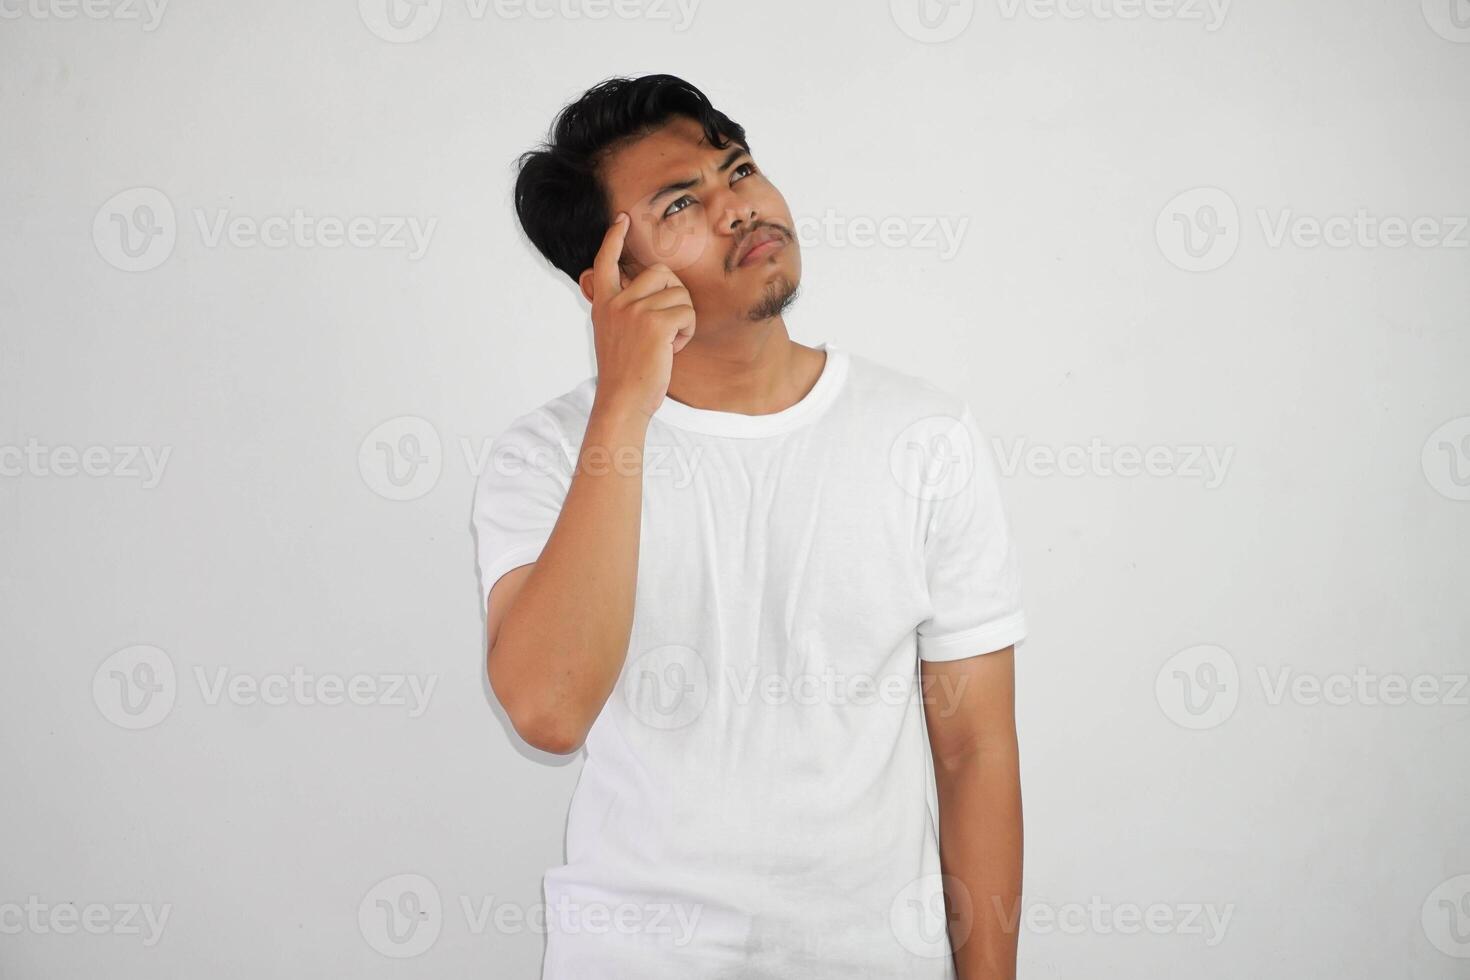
915;404;1028;662
471;408;575;611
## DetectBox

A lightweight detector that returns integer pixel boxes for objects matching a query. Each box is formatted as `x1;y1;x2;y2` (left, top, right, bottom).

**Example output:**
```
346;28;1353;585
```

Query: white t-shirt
473;340;1027;980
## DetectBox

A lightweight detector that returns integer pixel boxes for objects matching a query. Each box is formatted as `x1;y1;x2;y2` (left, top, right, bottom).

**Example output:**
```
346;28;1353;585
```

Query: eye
663;195;696;220
732;161;758;182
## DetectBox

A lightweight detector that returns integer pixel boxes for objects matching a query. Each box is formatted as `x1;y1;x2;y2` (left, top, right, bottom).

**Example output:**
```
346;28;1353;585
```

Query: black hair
513;74;749;285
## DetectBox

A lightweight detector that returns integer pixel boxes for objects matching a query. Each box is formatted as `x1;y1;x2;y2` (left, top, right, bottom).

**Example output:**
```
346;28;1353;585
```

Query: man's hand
588;213;696;422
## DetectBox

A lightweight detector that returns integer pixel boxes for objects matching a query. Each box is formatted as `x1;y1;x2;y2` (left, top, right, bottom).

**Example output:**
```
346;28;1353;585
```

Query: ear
578;264;634;304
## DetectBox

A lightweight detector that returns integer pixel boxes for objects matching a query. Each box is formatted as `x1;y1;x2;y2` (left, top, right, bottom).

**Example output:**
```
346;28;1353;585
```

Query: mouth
735;227;787;267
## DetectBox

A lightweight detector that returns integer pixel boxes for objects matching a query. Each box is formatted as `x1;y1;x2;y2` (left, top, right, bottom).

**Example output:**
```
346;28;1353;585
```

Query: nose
720;202;758;235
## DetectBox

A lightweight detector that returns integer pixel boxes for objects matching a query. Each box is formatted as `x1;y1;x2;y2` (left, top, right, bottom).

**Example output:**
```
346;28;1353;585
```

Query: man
474;74;1027;980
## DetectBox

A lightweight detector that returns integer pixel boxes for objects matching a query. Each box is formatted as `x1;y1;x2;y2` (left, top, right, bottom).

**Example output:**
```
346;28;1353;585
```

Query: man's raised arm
486;213;696;754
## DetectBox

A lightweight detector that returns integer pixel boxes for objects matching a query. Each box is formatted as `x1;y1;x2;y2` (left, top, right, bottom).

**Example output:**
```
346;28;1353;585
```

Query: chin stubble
747;277;800;322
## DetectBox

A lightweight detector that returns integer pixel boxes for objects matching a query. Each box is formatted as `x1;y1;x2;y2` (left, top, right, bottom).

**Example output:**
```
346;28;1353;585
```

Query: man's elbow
515;712;586;755
488;645;586;755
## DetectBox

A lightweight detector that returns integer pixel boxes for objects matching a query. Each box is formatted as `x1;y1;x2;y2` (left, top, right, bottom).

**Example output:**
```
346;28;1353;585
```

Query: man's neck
663;319;826;417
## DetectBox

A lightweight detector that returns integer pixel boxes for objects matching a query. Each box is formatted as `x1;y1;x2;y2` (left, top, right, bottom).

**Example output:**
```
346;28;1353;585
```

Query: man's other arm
922;646;1023;980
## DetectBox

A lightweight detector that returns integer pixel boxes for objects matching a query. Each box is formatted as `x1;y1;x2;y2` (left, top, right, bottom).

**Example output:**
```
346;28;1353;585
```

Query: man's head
515;74;799;331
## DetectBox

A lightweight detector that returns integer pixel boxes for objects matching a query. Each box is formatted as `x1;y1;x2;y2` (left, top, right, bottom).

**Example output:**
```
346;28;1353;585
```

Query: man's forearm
933;738;1024;980
489;397;648;751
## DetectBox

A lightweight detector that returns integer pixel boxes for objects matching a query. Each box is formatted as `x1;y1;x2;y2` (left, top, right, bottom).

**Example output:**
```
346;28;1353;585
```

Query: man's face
581;115;800;330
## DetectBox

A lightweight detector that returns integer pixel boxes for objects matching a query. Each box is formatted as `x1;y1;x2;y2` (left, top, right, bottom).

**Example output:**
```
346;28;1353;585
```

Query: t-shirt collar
650;341;849;438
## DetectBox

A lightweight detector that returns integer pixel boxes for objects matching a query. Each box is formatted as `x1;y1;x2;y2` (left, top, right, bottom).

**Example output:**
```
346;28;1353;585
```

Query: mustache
727;222;793;270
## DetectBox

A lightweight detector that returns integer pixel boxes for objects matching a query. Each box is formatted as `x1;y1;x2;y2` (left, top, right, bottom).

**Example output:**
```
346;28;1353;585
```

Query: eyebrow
646;146;751;208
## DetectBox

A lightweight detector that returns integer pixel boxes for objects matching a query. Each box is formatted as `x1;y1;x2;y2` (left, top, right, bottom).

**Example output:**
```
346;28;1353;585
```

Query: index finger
591;213;630;302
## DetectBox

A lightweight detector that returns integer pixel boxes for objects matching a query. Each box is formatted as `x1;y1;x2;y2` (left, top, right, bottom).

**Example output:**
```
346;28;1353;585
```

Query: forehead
597;115;732;211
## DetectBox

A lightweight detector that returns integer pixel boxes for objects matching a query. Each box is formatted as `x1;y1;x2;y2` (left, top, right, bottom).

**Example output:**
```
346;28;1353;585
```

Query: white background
2;0;1468;976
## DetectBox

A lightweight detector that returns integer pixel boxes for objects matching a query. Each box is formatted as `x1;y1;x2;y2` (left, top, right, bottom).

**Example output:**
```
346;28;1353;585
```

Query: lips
736;227;786;266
